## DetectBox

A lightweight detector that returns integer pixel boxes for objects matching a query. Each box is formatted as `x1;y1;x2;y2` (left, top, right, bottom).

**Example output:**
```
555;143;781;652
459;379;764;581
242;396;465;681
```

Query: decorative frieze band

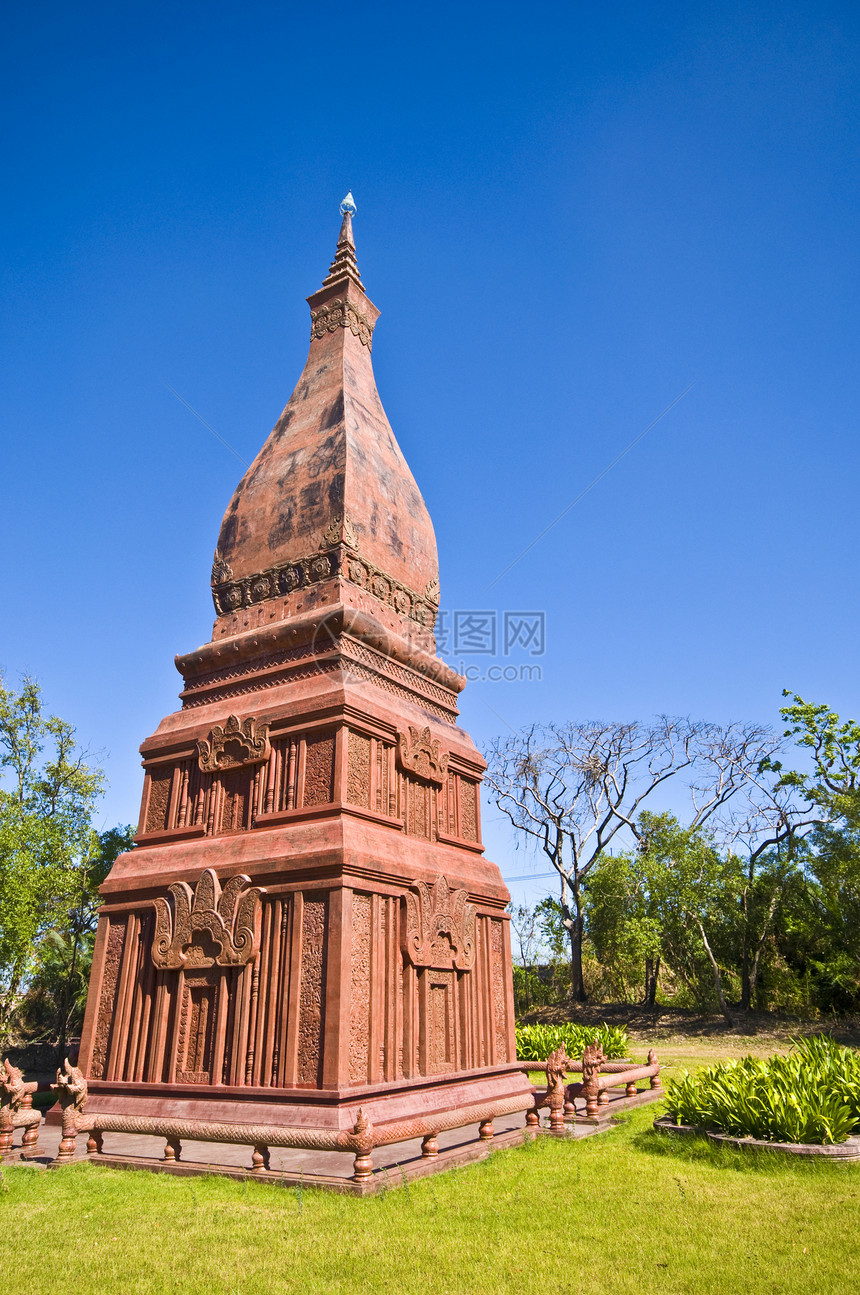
211;540;440;631
181;647;460;723
309;297;375;349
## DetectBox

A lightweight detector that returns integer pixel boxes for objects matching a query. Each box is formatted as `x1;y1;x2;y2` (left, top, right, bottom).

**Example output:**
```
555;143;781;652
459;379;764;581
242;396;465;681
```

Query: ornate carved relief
402;875;476;972
297;899;326;1085
146;770;172;833
406;778;433;841
182;647;458;725
1;1059;34;1112
427;971;455;1075
176;971;219;1083
218;767;252;833
52;1057;88;1118
347;731;371;808
491;920;507;1061
309;297;375;349
197;715;271;772
90;920;126;1080
397;726;449;785
349;894;372;1084
376;738;393;815
303;733;335;806
211;549;233;585
459;777;479;842
152;869;264;970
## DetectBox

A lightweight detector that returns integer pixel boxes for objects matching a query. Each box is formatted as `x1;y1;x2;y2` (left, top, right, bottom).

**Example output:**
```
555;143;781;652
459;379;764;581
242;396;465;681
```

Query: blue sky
2;1;858;906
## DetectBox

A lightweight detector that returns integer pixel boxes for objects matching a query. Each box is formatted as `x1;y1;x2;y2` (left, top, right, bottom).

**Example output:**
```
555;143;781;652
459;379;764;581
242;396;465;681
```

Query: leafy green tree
635;812;745;1023
19;825;135;1050
765;694;860;1013
584;853;663;1003
775;692;860;817
0;674;107;1043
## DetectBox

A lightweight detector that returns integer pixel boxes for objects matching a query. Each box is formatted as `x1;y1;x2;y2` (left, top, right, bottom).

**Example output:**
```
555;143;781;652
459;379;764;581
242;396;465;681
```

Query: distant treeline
494;696;860;1024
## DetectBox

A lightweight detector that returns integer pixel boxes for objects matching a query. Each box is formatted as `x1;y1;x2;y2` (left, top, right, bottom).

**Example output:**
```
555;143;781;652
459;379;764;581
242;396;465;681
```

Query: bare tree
485;717;782;1003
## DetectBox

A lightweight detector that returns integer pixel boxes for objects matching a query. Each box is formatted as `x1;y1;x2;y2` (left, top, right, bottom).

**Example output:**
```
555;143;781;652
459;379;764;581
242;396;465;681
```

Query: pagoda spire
321;192;364;290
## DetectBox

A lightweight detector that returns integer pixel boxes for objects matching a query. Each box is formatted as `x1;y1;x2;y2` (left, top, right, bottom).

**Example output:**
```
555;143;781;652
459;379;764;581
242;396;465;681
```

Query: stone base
83;1062;533;1136
0;1147;43;1164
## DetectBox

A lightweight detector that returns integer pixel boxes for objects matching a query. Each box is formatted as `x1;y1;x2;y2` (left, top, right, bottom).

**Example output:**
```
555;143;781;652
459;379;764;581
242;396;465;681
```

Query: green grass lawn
4;1096;859;1295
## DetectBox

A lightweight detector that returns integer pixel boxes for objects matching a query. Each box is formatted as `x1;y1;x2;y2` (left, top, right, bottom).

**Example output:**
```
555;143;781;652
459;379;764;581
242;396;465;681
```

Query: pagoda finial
322;192;364;290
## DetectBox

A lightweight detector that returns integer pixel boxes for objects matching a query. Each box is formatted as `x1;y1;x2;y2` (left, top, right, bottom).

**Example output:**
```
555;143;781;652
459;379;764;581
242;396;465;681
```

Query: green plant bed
515;1021;629;1061
653;1116;860;1161
661;1035;860;1146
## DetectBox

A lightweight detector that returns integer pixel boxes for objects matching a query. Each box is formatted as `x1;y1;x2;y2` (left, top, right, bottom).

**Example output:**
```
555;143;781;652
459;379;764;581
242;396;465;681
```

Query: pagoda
76;197;530;1176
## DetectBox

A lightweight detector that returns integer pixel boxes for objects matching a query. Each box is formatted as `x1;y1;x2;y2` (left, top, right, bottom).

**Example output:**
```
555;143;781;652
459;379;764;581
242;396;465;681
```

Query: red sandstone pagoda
76;197;531;1175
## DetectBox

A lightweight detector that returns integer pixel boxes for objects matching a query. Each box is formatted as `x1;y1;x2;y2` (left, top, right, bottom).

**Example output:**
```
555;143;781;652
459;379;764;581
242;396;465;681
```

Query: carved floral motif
152;869;265;970
402;875;476;972
322;514;359;550
349;894;371;1083
211;549;233;585
309;297;375;349
397;725;449;785
90;921;125;1079
197;715;271;772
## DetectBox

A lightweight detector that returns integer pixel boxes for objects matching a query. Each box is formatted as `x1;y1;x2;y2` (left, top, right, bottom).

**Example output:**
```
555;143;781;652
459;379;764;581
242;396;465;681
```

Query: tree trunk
740;879;752;1011
748;891;780;1011
696;919;734;1025
571;878;588;1003
569;914;587;1003
643;956;660;1007
560;874;587;1003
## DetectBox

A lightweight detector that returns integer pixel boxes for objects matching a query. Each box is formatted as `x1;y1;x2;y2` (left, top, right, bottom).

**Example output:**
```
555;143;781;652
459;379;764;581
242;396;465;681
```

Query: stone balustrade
47;1058;533;1184
523;1043;661;1129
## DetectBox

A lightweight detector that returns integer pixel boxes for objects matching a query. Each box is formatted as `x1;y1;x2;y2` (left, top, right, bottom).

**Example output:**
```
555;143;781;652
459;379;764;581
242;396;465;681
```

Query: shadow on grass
630;1126;856;1177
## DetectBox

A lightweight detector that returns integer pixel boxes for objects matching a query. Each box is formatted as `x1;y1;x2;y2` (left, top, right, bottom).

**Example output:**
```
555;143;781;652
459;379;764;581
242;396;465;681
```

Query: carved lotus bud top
197;715;271;772
402;875;477;972
209;203;439;635
397;726;449;786
152;868;264;970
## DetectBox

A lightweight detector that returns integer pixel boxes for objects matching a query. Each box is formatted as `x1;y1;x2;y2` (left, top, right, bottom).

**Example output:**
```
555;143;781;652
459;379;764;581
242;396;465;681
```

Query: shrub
663;1035;860;1145
515;1022;630;1061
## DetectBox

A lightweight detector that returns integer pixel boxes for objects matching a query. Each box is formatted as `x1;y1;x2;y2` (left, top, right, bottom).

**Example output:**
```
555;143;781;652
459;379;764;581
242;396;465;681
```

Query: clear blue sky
2;1;858;906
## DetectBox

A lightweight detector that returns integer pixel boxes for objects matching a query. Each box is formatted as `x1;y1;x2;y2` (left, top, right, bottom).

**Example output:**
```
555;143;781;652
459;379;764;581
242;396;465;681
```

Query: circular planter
653;1114;860;1160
